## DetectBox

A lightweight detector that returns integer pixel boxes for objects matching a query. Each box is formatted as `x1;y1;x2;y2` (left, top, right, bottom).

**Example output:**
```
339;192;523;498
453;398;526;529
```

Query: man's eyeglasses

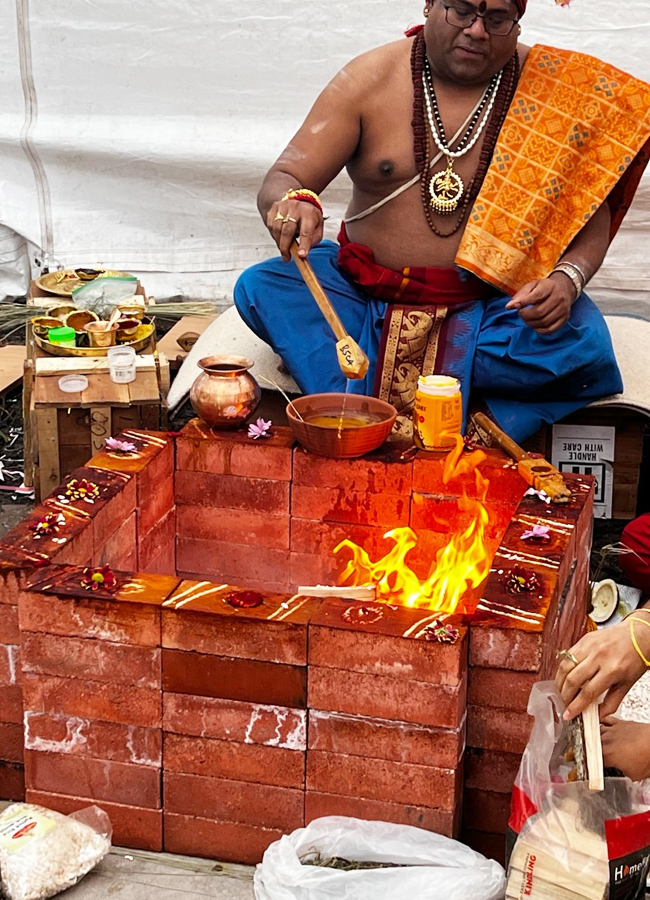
440;1;519;36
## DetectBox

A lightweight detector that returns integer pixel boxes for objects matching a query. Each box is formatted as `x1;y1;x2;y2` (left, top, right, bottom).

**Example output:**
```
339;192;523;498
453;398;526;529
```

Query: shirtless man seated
234;0;650;441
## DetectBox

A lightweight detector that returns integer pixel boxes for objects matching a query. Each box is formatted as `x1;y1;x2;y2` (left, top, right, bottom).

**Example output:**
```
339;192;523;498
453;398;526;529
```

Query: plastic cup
107;346;137;383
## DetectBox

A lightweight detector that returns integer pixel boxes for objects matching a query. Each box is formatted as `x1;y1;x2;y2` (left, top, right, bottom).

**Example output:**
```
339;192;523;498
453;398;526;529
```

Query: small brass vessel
65;309;99;332
31;316;64;337
47;303;77;321
190;356;261;430
84;321;119;348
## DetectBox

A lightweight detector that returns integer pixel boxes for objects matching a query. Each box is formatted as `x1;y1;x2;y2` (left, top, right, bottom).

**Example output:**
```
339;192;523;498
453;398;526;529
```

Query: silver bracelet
552;262;585;299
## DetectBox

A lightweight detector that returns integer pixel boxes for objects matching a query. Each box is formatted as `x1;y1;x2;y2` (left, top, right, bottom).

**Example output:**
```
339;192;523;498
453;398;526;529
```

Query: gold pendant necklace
429;157;464;215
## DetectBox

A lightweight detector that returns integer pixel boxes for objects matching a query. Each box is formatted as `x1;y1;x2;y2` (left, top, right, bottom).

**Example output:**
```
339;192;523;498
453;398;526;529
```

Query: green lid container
48;326;76;344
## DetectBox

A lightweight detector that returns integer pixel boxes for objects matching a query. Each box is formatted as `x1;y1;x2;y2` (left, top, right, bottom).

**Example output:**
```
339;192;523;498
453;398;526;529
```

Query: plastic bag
254;816;506;900
506;682;650;900
0;804;112;900
71;277;139;318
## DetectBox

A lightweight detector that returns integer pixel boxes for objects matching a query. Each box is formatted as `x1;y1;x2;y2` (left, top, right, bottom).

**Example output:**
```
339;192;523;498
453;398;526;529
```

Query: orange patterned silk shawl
456;45;650;295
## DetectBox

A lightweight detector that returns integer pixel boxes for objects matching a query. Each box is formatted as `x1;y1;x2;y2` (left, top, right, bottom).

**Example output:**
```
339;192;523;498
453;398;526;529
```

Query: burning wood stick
474;412;572;504
290;244;369;380
298;584;377;600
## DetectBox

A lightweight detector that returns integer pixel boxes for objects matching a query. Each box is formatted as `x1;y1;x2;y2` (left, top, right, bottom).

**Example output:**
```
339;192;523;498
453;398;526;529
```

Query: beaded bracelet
629;615;650;667
280;189;324;215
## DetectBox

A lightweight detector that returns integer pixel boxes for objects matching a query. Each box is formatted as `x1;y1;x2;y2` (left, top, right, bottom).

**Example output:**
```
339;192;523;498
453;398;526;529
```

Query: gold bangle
629;616;650;668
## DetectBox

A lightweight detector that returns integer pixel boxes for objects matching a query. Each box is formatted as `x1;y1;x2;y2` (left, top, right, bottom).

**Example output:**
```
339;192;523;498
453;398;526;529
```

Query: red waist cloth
337;223;494;307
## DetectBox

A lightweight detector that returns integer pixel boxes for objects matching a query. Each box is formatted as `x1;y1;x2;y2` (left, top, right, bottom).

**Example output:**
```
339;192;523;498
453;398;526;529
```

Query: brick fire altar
0;423;594;865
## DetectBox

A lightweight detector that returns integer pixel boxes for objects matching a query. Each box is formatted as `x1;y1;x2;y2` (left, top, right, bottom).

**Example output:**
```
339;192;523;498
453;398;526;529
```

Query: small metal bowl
117;303;146;322
65;309;99;333
31;315;64;337
286;393;397;459
47;303;78;321
116;318;140;340
83;321;119;348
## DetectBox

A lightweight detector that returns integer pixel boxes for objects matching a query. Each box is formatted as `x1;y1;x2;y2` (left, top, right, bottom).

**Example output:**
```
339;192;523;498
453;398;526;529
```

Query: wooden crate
26;353;170;501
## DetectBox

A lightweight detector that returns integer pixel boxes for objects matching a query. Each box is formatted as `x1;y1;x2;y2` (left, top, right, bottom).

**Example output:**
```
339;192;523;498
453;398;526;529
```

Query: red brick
176;470;290;514
0;644;19;685
162;611;308;666
0;722;23;762
162;649;306;708
293;452;412;494
0;604;19;644
139;473;175;538
463;788;511;834
141;542;176;577
469;628;543;672
25;749;160;809
22;674;161;728
176;538;290;590
177;505;289;550
410;493;515;544
467;706;532;754
26;790;162;851
164;812;283;864
289;551;341;590
177;420;293;481
19;590;161;646
468;668;538;712
308;710;463;768
465;748;521;793
0;569;23;605
305;792;460;838
164;771;303;831
91;475;137;551
0;761;24;801
164;733;304;789
22;632;160;688
1;504;93;567
292;485;410;528
0;685;22;724
24;711;161;767
163;694;306;748
309;614;467;687
309;667;466;729
307;750;460;809
138;506;175;568
94;511;137;569
290;519;394;559
462;829;506;866
413;448;524;500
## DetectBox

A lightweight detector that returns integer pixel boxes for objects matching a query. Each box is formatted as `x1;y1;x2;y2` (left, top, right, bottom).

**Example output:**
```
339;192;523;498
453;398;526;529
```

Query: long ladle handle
290;244;347;342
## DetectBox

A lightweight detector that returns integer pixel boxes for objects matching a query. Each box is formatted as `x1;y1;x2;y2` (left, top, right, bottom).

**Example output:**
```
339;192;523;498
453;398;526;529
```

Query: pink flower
524;487;551;504
423;619;460;644
248;417;273;440
105;437;138;454
521;524;551;542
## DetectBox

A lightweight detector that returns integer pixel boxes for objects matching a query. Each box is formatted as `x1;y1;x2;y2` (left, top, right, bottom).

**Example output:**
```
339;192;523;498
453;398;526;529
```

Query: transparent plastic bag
254;816;506;900
0;804;112;900
506;682;650;900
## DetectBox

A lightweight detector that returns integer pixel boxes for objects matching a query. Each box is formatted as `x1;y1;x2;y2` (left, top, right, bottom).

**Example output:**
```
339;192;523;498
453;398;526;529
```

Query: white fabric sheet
0;0;648;304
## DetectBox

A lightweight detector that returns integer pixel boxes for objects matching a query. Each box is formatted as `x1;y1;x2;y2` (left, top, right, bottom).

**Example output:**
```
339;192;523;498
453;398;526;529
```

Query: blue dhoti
234;240;622;443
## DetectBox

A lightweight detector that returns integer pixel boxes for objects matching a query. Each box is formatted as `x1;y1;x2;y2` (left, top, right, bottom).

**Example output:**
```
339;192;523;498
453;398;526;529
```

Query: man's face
424;0;520;85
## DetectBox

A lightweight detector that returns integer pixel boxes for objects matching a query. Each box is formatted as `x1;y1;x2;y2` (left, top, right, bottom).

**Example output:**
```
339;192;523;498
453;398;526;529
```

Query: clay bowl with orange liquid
286;393;397;459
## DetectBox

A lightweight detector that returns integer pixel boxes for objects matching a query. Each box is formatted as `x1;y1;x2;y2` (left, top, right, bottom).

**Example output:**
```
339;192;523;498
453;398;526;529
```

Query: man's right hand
555;615;650;721
266;198;324;262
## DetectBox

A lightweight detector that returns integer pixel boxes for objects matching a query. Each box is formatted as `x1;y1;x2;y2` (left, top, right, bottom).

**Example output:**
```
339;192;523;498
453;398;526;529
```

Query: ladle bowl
287;393;397;458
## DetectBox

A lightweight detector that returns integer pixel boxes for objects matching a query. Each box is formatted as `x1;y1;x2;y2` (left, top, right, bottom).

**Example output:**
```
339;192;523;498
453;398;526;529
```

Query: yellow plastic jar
413;374;462;451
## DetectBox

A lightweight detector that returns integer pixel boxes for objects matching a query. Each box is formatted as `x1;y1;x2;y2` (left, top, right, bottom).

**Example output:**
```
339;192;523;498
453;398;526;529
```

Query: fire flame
334;435;492;613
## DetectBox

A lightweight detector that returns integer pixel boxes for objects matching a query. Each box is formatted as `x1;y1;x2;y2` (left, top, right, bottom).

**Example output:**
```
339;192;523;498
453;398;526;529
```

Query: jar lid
58;375;89;393
48;326;76;342
417;374;460;396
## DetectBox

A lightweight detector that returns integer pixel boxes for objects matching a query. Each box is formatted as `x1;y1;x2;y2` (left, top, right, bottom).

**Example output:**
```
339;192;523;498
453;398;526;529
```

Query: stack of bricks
17;567;179;851
462;480;595;863
161;582;317;863
88;429;176;576
305;599;467;837
175;421;293;590
0;567;24;801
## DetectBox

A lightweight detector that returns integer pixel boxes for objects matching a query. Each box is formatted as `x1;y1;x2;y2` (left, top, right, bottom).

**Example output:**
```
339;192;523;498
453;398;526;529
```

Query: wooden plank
35;355;158;376
23;360;35;489
81;373;130;407
157;315;215;366
0;346;26;394
89;407;112;454
36;408;60;500
127;371;160;404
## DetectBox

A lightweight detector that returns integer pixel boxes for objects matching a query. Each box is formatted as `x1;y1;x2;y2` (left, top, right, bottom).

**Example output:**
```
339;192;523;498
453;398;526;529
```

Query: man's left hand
506;274;575;334
601;717;650;781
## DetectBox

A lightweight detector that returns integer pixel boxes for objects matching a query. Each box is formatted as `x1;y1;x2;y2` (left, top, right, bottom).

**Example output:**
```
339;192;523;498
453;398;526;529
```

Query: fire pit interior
0;422;594;866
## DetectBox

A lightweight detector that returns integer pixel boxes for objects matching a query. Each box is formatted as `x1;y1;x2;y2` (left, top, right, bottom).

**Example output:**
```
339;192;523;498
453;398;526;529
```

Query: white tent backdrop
0;0;648;309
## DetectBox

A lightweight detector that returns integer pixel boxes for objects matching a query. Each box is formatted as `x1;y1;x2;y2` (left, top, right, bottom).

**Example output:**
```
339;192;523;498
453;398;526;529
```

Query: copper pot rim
83;321;119;334
198;355;255;375
286;392;397;430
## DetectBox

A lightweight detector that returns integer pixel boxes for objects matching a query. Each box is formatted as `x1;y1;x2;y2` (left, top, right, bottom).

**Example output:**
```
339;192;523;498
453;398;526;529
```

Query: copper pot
190;355;261;430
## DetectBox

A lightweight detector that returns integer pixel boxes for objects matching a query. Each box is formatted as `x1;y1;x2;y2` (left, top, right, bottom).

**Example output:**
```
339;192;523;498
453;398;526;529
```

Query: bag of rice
0;803;112;900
